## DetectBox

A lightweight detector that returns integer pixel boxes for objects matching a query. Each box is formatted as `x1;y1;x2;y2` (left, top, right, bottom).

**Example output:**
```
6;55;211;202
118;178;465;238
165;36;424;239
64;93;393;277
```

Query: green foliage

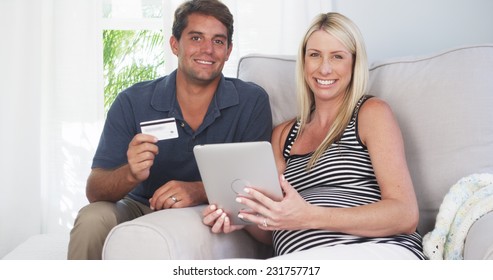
103;29;165;113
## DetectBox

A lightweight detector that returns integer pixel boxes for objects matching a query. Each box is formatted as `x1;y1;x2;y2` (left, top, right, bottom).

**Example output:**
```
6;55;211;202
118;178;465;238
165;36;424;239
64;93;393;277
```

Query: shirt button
180;122;185;128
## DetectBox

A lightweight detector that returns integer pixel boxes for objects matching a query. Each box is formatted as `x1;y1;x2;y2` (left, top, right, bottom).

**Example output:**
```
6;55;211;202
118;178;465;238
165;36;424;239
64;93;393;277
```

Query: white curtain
0;0;102;256
0;0;331;257
40;0;104;235
1;0;44;256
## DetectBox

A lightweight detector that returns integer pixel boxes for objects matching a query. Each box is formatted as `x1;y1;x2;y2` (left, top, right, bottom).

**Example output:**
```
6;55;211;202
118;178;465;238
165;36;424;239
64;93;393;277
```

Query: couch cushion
237;55;297;126
368;45;493;234
103;206;272;259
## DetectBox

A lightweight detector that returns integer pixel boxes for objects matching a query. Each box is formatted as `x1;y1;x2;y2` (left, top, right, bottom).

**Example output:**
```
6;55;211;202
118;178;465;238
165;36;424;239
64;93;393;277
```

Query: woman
202;12;425;260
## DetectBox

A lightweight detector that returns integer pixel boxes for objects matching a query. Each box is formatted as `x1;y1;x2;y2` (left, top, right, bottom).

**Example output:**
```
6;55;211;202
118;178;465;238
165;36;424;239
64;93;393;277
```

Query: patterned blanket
423;173;493;260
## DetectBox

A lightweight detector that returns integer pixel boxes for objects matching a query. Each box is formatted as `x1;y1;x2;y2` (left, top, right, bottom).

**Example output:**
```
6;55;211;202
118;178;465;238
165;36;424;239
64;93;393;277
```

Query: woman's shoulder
357;96;400;145
359;96;394;120
273;119;297;138
272;119;297;154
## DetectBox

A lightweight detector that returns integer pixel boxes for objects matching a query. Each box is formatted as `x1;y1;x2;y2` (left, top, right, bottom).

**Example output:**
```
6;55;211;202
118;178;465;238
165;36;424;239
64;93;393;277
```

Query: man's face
170;13;232;85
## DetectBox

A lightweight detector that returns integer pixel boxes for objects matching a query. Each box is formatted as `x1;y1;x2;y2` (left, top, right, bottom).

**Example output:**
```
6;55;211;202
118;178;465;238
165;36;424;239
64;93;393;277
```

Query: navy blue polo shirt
92;70;273;205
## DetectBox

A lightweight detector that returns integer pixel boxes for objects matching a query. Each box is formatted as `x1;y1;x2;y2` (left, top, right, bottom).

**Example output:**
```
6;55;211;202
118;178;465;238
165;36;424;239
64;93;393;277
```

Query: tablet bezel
193;141;283;225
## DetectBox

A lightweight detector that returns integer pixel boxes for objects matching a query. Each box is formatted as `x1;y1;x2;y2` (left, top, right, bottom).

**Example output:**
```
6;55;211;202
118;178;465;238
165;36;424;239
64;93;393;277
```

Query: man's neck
175;73;220;131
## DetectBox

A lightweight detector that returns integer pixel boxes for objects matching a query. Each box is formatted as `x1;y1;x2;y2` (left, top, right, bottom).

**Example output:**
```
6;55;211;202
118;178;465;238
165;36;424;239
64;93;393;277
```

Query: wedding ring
262;218;268;227
170;196;178;203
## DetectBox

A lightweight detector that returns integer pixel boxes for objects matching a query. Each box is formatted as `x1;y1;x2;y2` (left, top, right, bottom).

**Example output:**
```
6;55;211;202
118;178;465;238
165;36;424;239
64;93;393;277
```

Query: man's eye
214;39;225;45
191;36;201;41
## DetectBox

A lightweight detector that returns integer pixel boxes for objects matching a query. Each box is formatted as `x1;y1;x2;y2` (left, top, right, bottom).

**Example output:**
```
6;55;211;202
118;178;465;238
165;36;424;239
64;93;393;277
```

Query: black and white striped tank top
273;95;425;259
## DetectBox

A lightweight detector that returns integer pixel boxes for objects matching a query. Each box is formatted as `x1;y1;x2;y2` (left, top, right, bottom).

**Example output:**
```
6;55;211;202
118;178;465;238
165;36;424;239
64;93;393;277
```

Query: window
102;0;166;112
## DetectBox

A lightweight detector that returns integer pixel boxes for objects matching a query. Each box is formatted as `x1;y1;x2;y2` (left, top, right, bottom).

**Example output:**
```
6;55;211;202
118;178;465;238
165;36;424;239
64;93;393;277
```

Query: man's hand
149;181;207;210
127;134;159;183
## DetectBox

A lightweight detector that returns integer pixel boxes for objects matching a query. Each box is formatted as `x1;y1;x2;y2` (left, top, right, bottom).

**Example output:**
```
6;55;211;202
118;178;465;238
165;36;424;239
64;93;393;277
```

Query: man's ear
225;42;233;61
169;36;179;56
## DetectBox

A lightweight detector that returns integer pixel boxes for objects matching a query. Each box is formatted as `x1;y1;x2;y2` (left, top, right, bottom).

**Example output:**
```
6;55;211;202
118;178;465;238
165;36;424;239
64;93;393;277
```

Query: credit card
140;118;179;140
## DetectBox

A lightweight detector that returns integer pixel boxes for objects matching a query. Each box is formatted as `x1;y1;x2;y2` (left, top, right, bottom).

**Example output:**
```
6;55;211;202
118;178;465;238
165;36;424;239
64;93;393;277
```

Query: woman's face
304;30;353;103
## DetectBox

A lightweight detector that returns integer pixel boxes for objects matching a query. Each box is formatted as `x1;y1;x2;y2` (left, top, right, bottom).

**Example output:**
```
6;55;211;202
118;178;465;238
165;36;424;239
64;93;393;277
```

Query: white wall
333;0;493;64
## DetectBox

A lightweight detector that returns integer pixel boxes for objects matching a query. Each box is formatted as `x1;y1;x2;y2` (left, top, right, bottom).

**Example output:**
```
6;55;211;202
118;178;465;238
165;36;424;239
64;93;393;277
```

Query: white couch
102;44;493;260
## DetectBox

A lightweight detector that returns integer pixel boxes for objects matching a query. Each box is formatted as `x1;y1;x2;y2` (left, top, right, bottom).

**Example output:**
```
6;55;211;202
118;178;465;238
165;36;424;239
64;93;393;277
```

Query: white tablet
193;141;283;225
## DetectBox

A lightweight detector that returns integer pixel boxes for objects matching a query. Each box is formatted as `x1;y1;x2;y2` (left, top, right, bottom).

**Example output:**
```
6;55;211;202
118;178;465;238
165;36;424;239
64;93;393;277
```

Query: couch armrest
102;205;273;259
463;211;493;260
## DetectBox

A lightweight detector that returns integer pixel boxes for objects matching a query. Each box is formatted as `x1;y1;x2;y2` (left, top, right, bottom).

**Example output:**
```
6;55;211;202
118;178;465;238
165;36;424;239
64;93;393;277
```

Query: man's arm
86;166;139;203
87;134;158;203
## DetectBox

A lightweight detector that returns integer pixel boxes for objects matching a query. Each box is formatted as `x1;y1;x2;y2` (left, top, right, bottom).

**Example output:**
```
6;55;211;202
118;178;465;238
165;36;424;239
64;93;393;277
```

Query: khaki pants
67;197;152;260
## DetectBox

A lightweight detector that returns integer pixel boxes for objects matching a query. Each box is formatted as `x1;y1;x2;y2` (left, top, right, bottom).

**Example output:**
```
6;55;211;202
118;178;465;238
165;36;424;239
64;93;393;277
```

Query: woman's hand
237;175;313;231
202;204;245;234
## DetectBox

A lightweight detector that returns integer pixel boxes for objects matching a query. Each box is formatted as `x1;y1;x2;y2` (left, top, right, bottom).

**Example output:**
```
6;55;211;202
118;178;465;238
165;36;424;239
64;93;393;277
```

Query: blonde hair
296;12;369;170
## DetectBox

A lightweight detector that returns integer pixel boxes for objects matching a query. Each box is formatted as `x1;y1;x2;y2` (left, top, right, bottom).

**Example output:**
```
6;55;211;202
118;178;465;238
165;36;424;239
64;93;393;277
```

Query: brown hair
172;0;234;47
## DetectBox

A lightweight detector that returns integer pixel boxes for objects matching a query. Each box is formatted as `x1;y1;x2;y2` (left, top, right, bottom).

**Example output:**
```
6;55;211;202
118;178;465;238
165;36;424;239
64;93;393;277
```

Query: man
68;0;272;259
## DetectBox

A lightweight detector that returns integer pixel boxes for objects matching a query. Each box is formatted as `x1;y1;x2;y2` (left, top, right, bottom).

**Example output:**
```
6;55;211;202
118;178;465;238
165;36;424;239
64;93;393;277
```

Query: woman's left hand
202;204;245;234
237;175;313;231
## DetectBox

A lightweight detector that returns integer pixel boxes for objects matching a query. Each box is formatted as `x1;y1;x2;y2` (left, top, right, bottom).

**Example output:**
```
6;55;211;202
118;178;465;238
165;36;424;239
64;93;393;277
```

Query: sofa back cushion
368;45;493;233
237;55;298;126
237;45;493;234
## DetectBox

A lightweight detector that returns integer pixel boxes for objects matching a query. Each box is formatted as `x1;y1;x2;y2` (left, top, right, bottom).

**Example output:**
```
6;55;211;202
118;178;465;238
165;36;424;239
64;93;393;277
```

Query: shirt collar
150;70;239;114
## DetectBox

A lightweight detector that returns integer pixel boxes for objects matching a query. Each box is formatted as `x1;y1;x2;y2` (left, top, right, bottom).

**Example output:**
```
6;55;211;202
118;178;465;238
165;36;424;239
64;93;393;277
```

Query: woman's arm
328;97;419;235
